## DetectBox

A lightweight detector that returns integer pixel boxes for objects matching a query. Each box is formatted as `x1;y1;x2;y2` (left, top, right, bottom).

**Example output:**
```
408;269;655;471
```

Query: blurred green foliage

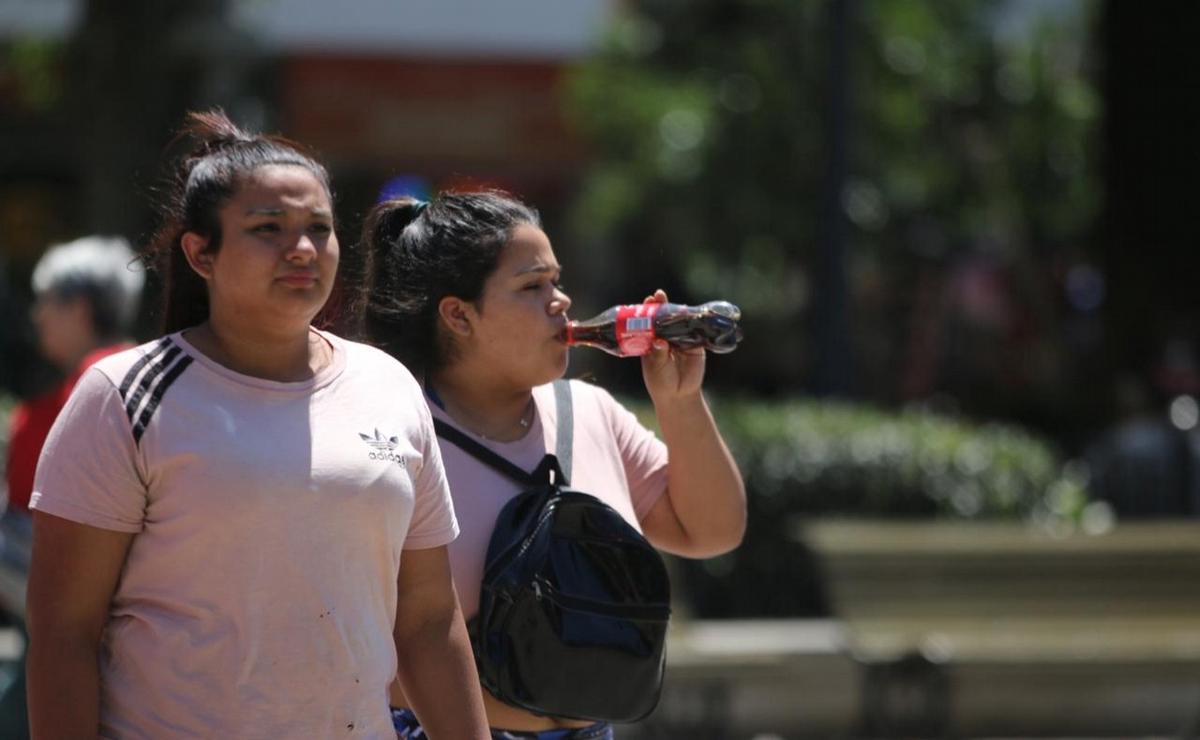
565;0;1100;410
708;395;1086;518
628;393;1087;521
625;394;1090;617
0;38;66;113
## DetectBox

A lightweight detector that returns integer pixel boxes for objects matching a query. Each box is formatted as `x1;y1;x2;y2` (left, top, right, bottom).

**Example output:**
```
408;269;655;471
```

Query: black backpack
432;380;671;723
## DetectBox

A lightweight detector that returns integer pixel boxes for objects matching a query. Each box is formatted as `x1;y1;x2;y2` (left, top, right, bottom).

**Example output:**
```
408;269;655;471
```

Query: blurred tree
0;2;263;395
565;0;1100;440
68;0;263;329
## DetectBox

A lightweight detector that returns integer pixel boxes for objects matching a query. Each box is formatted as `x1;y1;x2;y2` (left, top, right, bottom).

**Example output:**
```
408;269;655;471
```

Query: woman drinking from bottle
355;190;746;738
24;111;489;739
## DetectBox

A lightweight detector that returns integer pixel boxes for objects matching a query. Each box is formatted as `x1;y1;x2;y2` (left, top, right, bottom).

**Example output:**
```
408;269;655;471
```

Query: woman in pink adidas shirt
24;112;489;739
355;191;746;738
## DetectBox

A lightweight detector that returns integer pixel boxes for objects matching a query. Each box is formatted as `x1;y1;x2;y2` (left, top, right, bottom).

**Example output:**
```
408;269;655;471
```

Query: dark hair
356;190;541;373
145;109;333;333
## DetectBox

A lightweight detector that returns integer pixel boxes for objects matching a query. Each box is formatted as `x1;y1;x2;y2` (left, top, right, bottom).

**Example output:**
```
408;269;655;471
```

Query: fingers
641;339;670;370
647;339;704;367
644;339;670;366
643;289;668;305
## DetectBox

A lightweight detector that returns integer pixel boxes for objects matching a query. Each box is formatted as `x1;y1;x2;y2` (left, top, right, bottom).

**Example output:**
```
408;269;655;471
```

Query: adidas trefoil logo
359;428;406;465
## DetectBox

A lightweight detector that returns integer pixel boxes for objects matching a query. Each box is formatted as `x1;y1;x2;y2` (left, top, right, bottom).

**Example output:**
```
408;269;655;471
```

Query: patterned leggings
391;707;613;739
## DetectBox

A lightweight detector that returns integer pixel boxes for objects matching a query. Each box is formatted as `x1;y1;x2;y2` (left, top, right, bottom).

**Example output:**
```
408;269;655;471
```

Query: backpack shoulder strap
553;379;573;484
432;383;574;487
432;418;539;487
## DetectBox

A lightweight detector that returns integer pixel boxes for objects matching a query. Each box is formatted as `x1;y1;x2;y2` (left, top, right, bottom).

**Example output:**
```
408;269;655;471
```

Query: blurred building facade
234;0;606;208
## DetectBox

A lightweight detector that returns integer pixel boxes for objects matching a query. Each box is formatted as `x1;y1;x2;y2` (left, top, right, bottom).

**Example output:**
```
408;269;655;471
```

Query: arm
638;290;747;558
26;511;134;739
392;545;489;739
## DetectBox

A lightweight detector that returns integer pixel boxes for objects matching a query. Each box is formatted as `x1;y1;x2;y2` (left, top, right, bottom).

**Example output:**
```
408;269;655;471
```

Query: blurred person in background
24;110;488;739
0;236;143;740
4;235;144;524
356;191;746;739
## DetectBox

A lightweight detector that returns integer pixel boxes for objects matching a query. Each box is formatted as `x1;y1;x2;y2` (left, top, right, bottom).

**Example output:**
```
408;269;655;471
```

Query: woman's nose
551;288;571;315
285;233;318;262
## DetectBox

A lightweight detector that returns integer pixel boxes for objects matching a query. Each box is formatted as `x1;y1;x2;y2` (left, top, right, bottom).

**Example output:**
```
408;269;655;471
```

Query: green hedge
713;398;1086;520
623;395;1089;617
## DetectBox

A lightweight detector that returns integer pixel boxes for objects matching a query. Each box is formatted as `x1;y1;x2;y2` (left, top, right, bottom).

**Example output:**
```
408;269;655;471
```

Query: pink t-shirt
431;379;669;620
31;330;457;739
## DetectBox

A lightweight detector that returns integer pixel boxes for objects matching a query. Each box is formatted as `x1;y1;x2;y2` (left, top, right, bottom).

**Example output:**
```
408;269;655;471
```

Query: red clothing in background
5;344;131;512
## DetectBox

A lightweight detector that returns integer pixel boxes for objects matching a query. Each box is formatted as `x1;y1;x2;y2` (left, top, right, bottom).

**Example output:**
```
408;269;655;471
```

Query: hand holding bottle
638;290;707;403
564;297;743;357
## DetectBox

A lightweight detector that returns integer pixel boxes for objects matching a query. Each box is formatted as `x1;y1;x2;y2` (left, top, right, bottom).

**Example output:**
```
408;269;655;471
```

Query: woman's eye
251;223;280;234
309;222;333;234
523;278;563;292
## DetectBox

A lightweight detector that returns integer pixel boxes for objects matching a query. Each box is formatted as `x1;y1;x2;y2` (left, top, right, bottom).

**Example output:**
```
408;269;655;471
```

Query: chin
529;360;568;389
552;346;571;376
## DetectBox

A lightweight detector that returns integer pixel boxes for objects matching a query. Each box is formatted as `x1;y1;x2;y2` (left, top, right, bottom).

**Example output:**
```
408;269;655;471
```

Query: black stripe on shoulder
131;355;193;445
118;338;173;398
124;344;183;423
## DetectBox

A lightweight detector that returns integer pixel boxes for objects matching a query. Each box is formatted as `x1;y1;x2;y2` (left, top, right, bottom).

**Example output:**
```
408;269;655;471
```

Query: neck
186;318;327;382
428;364;534;442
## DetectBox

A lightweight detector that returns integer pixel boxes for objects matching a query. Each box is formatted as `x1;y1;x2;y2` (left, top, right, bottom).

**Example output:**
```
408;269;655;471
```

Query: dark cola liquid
566;301;743;357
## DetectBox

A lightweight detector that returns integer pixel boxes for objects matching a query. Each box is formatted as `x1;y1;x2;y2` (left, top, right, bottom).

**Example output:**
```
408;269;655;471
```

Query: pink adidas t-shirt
430;379;669;620
30;330;457;739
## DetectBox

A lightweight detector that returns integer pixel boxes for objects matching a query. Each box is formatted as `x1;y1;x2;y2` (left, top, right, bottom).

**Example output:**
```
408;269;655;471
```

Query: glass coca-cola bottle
565;300;743;357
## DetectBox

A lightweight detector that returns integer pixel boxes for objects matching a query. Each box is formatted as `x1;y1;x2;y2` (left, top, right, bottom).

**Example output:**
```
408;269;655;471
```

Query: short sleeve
596;385;669;520
403;400;460;550
30;368;148;533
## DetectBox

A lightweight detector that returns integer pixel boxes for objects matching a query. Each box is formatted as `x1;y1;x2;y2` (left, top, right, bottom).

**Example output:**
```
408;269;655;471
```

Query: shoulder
78;341;135;373
563;377;623;408
85;337;181;390
539;378;632;424
327;333;421;386
327;334;429;416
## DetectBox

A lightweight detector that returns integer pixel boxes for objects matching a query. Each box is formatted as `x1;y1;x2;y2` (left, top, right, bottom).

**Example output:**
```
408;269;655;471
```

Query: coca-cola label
615;303;660;356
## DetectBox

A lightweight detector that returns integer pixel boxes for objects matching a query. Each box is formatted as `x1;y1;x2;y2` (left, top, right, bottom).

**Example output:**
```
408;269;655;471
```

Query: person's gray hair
31;235;145;338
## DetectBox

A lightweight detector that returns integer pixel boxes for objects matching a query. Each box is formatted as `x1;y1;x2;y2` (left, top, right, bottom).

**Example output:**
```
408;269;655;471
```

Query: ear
437;295;475;338
180;232;215;280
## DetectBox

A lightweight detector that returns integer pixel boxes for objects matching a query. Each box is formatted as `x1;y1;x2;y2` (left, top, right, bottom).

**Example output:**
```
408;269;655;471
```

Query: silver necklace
478;397;535;441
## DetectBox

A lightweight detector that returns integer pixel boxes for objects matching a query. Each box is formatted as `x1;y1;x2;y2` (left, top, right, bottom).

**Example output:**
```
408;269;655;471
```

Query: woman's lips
278;273;318;287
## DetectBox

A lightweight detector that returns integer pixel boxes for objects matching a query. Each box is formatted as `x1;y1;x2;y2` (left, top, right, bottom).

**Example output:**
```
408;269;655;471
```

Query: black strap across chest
432;379;573;487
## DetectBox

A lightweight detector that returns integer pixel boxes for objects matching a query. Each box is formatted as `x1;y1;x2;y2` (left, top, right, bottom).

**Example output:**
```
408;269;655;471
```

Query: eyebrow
244;207;334;218
514;264;561;277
